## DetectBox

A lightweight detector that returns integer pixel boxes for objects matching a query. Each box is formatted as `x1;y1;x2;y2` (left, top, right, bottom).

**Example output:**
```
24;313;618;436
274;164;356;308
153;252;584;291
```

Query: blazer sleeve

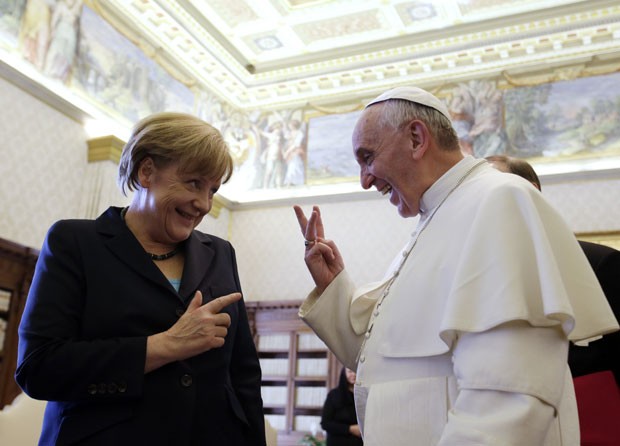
15;221;148;401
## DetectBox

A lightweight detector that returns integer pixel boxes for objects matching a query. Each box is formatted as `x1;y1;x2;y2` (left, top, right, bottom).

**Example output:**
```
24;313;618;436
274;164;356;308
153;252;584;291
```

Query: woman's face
345;368;356;385
139;159;221;244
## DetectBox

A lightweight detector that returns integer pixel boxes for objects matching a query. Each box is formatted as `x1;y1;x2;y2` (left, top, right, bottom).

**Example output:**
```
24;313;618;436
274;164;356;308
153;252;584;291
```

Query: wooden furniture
246;300;341;446
0;238;38;410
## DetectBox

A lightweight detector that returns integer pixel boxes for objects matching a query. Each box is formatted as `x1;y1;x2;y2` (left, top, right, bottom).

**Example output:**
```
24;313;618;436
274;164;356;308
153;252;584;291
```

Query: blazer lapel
179;231;215;303
96;207;174;293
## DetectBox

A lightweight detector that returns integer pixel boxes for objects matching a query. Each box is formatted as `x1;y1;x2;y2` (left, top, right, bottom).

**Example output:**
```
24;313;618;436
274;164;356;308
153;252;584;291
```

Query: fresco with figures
305;73;620;184
0;0;309;193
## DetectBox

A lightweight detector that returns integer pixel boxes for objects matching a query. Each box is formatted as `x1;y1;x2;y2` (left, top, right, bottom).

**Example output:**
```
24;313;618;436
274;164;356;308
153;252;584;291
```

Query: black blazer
569;240;620;385
16;207;265;445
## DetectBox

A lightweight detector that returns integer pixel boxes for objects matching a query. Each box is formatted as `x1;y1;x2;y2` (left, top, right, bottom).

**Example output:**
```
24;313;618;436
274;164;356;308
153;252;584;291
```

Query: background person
293;86;618;446
16;112;265;445
321;367;363;446
486;154;620;446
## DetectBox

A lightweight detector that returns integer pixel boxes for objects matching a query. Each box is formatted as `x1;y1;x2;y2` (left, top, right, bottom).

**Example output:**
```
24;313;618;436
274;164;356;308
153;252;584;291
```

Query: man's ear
137;157;155;187
408;120;430;160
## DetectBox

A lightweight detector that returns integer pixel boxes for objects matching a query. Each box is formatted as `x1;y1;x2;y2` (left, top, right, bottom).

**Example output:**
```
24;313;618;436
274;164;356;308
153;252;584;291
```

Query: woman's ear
137;157;155;187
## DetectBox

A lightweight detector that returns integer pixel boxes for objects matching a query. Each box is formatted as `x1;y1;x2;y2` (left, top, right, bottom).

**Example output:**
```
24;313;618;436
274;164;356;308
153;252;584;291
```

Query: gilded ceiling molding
87;0;620;111
501;60;620;87
85;134;225;219
307;102;364;114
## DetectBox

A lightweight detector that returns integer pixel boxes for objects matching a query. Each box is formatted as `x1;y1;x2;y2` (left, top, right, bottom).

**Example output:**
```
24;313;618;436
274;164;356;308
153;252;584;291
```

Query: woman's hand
145;291;241;373
349;424;362;437
293;205;344;294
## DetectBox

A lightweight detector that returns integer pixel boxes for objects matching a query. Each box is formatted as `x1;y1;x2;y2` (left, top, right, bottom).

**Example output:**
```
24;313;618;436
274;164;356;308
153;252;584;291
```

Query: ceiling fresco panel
191;0;259;29
395;2;440;27
292;9;386;44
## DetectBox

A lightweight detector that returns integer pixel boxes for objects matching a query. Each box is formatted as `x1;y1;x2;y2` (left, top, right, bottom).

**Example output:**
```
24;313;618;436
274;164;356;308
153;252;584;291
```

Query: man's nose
360;167;373;190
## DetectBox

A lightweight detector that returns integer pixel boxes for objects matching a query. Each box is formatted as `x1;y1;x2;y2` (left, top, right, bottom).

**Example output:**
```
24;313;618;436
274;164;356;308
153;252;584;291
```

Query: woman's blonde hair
118;112;233;195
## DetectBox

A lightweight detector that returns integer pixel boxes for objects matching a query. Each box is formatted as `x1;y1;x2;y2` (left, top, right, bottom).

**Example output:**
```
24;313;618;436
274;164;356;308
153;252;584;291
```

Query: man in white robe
293;87;619;446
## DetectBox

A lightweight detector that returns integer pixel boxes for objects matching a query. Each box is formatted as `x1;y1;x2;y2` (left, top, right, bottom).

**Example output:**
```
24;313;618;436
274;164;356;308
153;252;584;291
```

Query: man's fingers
203;292;242;314
305;209;319;241
313;206;325;239
293;205;308;235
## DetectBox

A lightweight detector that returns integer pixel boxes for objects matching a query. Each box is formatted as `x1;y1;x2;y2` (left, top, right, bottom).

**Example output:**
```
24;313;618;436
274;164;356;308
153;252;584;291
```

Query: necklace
356;159;487;364
120;207;182;261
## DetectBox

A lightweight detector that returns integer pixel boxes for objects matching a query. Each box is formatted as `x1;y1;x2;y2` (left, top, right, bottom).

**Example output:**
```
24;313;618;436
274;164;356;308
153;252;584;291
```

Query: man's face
352;106;421;217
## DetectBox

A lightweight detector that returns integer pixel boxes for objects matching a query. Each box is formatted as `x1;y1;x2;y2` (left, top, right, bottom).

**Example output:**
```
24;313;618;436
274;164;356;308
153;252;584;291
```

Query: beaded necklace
120;207;181;261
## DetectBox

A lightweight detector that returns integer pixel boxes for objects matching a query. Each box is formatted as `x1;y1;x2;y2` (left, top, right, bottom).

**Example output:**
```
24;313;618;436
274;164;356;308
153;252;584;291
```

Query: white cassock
300;156;619;446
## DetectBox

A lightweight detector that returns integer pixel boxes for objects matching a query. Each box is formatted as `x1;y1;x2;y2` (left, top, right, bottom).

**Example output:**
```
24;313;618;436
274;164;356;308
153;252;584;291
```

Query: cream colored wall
0;75;88;248
542;175;620;234
1;76;619;303
229;198;414;301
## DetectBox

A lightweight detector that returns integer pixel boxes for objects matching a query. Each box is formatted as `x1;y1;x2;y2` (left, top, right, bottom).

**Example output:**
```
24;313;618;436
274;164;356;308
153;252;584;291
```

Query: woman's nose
193;193;211;213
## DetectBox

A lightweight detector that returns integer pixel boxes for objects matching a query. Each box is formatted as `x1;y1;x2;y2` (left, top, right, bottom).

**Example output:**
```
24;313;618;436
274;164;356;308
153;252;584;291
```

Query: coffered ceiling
97;0;620;110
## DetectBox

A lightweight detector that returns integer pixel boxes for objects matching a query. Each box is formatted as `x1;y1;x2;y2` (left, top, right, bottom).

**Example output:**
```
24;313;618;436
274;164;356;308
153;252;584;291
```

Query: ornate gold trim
86;135;124;163
576;231;620;250
501;61;620;88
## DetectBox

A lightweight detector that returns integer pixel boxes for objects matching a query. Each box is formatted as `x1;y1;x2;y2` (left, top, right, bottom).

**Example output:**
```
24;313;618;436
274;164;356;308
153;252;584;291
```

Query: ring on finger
304;239;316;247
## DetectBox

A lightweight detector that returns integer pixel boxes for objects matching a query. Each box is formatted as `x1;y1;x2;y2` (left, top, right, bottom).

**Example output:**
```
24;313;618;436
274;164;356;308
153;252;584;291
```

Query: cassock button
360;355;366;363
107;382;118;394
180;374;193;387
118;381;127;393
87;384;97;395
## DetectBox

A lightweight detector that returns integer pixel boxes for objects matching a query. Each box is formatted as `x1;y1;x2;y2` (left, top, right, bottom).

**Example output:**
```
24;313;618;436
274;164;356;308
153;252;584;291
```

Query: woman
321;368;363;446
16;112;265;445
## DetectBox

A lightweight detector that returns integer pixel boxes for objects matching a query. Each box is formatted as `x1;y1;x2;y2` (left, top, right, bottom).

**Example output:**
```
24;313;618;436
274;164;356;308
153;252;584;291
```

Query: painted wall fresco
0;0;309;193
0;1;195;121
74;6;194;121
222;109;308;192
503;72;620;159
304;72;620;185
306;110;361;184
449;73;620;160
